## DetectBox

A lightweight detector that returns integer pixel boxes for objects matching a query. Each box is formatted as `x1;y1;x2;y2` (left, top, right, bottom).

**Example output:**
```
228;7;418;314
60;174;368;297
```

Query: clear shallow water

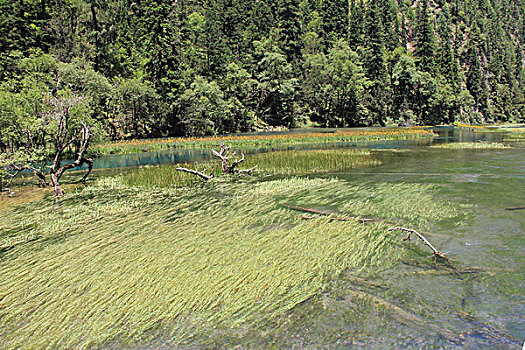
334;145;524;349
117;128;523;349
80;126;506;171
8;127;524;349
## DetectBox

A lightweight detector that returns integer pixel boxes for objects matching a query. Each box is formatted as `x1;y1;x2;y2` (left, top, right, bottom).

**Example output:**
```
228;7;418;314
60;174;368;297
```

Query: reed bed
122;164;221;188
93;128;434;155
453;123;490;130
0;176;465;349
431;142;511;149
243;149;381;175
455;122;525;135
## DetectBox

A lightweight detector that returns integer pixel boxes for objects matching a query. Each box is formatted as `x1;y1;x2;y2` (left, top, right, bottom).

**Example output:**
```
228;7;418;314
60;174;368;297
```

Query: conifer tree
466;43;489;118
320;0;349;47
414;0;438;73
363;1;390;125
275;0;303;63
380;0;402;51
348;0;365;50
436;5;460;88
204;0;232;75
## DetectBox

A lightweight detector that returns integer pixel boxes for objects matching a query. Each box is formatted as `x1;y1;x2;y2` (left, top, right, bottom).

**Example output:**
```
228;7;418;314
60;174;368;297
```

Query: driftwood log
175;167;214;180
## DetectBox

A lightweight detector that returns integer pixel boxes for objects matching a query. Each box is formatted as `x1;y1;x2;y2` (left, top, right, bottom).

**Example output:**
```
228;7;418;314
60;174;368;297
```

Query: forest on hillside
1;0;524;146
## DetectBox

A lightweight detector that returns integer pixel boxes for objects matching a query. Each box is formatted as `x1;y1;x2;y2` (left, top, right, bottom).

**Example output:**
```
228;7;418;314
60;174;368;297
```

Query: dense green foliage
1;0;524;144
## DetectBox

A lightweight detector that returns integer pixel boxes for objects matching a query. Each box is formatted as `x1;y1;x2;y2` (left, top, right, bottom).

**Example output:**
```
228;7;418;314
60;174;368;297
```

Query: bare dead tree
176;143;257;180
212;143;258;175
3;94;95;197
48;120;94;196
1;95;93;197
35;94;94;196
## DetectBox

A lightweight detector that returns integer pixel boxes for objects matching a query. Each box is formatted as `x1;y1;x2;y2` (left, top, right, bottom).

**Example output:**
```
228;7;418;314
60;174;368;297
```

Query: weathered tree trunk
48;122;93;196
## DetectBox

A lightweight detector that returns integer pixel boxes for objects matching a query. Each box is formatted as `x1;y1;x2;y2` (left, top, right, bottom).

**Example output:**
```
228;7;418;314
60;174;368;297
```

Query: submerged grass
93;127;434;155
431;142;511;149
0;174;465;349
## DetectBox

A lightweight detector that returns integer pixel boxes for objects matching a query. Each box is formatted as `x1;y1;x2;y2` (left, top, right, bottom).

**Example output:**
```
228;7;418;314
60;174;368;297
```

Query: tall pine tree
363;1;390;125
320;0;349;48
414;0;438;73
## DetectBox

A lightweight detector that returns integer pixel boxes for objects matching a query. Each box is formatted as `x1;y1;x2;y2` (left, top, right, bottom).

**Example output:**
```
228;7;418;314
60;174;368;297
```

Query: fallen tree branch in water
455;310;522;347
345;274;383;288
403;267;482;277
388;227;448;260
282;204;382;223
237;165;258;175
175;167;214;181
347;289;461;343
505;205;525;211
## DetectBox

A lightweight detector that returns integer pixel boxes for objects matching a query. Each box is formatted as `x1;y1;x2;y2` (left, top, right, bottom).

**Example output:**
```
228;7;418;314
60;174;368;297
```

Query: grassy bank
92;127;435;155
0;169;465;349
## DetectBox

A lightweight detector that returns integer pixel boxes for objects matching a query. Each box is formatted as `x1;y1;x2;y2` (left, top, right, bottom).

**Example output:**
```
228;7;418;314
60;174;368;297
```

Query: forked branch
388;227;448;260
50;122;93;196
177;143;258;180
211;143;254;174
